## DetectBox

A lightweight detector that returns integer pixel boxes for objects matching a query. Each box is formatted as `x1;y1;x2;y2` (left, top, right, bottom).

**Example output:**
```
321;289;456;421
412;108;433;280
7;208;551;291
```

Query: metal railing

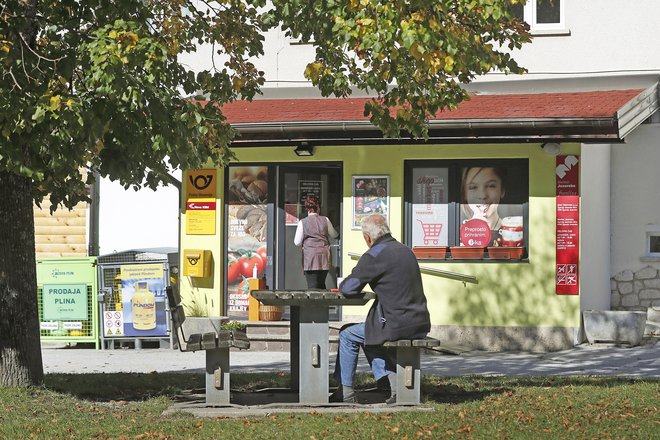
347;252;478;285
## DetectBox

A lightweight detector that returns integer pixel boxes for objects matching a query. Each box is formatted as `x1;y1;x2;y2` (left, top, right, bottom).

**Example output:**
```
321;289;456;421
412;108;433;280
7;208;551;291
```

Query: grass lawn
0;373;658;439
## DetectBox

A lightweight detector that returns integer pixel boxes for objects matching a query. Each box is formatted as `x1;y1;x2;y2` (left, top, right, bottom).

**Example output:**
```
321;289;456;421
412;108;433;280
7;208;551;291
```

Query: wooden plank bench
382;337;441;405
166;286;250;406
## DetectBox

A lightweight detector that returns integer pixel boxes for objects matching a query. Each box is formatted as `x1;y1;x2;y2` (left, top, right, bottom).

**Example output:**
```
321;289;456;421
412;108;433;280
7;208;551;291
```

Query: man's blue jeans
333;322;395;386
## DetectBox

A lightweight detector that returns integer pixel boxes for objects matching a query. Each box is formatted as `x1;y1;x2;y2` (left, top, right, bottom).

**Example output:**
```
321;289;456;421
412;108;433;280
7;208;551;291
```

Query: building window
512;0;565;33
646;226;660;257
404;159;529;261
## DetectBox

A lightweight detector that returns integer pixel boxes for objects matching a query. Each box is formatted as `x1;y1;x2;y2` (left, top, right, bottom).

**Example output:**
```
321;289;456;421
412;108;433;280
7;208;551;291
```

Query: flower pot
259;305;284;321
487;246;524;260
583;310;647;346
450;247;484;260
412;246;448;259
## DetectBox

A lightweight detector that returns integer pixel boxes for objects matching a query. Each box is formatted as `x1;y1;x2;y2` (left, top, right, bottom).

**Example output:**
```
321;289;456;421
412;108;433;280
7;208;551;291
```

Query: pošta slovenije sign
42;283;88;320
556;155;580;295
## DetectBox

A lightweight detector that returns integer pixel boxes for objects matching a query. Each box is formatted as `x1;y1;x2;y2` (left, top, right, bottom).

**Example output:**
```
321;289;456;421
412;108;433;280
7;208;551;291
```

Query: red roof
220;90;642;124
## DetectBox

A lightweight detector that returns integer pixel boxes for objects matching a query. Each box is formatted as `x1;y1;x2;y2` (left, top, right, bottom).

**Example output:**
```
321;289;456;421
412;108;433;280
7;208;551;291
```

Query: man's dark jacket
340;234;430;345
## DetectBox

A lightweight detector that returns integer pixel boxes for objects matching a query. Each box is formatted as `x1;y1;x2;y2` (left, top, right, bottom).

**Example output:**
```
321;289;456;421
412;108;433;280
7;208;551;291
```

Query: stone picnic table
251;289;375;404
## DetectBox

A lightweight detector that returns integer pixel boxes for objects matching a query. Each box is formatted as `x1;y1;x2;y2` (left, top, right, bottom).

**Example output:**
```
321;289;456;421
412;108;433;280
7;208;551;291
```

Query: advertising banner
411;168;449;248
459;165;526;248
42;283;88;320
185;197;217;235
556;155;580;295
227;166;269;318
120;263;168;336
352;175;389;229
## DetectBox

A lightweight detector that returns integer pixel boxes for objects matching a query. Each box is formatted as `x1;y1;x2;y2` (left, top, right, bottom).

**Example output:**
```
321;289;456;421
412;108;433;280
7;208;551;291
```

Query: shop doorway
224;163;341;320
276;164;342;293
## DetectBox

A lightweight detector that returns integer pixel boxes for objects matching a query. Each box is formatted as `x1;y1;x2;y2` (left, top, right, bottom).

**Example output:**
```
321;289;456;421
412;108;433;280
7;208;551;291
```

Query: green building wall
179;142;582;350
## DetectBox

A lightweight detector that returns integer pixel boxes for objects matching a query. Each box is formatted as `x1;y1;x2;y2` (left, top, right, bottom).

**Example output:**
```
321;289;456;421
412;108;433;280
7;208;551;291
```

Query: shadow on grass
422;375;659;404
45;372;658;404
44;372;292;402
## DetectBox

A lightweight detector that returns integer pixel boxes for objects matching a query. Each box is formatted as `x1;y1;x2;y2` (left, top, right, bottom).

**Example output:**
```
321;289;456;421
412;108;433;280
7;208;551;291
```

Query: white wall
181;1;660;88
580;144;612;312
98;174;181;256
610;123;660;274
503;1;660;80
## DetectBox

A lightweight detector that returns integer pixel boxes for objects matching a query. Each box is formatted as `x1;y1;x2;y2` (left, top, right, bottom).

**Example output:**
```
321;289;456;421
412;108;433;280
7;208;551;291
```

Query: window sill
417;258;530;264
530;28;571;37
640;256;660;262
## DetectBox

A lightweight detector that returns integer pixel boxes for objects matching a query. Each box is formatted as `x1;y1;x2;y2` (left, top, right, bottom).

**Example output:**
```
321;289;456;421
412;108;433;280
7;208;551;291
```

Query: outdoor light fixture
541;142;561;156
294;142;315;156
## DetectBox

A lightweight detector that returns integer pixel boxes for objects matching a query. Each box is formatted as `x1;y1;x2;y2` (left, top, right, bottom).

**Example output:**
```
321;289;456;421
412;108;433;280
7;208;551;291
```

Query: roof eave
230;117;621;147
617;81;660;138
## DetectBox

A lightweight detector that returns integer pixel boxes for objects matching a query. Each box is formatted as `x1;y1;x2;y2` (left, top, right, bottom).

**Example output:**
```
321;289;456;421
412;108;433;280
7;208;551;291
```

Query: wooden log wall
33;200;88;258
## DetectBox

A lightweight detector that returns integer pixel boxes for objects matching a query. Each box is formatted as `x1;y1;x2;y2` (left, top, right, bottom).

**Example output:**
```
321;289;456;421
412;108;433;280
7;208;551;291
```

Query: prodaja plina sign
555;155;580;295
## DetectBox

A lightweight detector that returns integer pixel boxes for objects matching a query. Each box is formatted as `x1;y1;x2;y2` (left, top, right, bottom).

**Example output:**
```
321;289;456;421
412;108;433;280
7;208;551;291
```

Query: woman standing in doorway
294;194;339;289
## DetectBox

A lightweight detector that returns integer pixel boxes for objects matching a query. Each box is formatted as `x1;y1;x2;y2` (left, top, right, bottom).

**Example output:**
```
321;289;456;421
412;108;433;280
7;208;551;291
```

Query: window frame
517;0;568;35
645;226;660;257
523;0;566;32
404;158;530;262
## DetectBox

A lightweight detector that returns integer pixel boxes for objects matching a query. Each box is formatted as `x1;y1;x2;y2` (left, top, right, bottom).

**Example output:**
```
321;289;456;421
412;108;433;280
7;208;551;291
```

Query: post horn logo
189;174;213;191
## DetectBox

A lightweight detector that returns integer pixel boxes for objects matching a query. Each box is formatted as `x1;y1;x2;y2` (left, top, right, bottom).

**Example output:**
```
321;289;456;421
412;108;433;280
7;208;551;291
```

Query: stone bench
166;286;250;405
382;337;441;405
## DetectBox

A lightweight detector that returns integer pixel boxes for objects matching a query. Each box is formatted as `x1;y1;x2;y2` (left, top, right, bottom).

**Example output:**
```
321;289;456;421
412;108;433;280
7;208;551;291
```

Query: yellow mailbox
183;249;212;277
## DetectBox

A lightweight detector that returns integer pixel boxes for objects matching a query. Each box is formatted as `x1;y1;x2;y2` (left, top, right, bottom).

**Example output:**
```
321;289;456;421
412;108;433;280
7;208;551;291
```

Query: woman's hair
304;194;320;213
362;214;390;241
460;167;507;218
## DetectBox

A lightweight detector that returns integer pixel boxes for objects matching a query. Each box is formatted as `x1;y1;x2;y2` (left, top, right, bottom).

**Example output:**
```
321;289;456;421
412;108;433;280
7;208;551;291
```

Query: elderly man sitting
332;214;430;403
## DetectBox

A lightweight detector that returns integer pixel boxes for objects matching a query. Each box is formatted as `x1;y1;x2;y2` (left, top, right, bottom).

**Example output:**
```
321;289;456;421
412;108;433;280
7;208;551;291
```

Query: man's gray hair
361;214;390;241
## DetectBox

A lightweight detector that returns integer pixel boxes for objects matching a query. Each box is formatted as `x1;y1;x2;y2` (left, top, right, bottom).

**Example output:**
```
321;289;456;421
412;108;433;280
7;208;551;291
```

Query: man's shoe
376;376;391;392
385;394;397;405
329;389;357;403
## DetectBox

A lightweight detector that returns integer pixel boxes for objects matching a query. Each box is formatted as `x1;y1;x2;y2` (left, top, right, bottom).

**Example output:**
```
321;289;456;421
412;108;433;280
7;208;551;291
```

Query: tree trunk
0;171;44;386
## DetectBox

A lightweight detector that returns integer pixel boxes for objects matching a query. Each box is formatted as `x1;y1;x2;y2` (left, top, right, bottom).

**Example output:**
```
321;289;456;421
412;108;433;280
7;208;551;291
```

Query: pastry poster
227;166;269;318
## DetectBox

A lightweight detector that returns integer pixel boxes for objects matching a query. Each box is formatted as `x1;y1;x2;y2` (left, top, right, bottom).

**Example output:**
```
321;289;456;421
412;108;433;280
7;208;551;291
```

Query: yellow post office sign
186;169;217;199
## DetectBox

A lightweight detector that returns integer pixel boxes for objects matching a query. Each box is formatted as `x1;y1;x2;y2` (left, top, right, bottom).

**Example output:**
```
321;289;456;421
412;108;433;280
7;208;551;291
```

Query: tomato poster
555;155;580;295
227;166;269;318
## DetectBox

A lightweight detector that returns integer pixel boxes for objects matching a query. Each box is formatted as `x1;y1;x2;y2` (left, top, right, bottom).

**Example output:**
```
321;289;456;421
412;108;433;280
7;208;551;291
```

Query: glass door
276;164;342;318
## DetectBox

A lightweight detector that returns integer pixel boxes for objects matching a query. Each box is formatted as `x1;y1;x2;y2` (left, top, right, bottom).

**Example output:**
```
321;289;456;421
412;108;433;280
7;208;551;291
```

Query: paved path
42;339;660;377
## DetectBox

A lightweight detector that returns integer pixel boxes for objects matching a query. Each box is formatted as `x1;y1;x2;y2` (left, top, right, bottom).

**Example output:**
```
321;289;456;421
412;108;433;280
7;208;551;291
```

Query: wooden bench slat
185;333;202;352
383;340;411;347
412;338;441;347
383;337;440;348
276;292;293;300
201;332;217;350
291;292;309;300
216;339;232;349
232;331;250;349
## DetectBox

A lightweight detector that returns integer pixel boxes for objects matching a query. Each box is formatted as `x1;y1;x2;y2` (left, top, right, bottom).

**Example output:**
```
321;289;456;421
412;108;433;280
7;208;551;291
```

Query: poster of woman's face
460;165;526;247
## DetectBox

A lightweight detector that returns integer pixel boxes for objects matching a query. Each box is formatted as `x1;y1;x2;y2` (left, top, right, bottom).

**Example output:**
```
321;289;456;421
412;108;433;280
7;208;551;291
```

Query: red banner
186;200;216;210
555;155;580;294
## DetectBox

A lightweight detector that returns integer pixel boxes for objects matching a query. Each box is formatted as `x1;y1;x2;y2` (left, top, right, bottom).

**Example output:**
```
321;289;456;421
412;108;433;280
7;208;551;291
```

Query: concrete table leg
290;306;300;391
205;348;230;406
395;347;421;404
298;306;329;404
